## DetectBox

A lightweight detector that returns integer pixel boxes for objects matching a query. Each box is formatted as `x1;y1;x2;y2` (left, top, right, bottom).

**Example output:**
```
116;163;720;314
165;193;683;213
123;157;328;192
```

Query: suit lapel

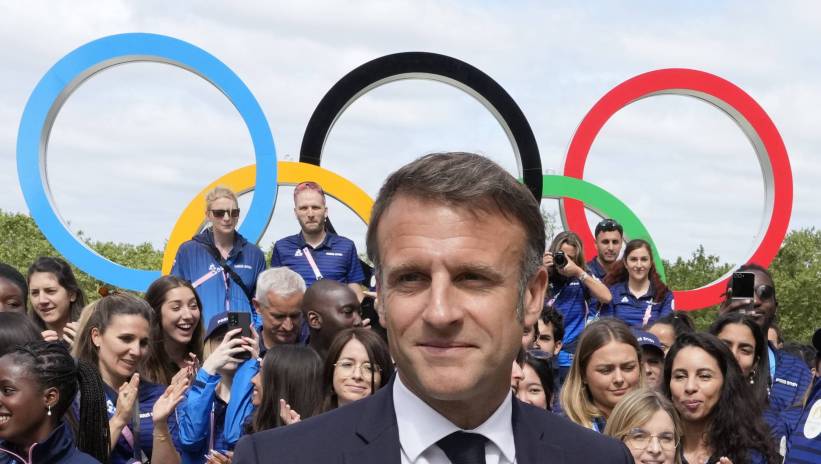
342;376;401;464
512;399;567;464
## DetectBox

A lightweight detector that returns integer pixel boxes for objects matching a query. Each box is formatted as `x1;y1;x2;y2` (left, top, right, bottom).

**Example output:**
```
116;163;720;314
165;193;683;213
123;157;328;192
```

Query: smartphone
227;312;252;360
731;272;755;300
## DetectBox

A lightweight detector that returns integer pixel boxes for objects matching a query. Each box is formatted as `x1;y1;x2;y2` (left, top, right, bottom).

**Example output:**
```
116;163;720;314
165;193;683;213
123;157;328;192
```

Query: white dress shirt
394;374;517;464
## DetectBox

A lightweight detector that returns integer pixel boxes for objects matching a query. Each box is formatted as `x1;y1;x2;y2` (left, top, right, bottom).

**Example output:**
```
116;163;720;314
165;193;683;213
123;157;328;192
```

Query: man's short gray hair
255;267;306;306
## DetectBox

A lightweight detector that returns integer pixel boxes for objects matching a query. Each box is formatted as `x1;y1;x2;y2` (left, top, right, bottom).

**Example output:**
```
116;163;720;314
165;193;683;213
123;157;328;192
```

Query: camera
553;251;568;268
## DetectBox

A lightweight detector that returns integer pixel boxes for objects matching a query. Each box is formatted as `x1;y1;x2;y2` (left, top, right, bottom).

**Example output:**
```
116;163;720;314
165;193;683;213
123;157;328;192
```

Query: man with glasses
235;153;631;463
587;218;624;280
719;263;813;417
271;181;365;302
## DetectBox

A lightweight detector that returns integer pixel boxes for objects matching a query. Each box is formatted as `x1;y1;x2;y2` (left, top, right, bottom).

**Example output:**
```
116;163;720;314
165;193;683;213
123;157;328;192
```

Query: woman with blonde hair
604;388;683;464
560;318;643;431
171;186;266;326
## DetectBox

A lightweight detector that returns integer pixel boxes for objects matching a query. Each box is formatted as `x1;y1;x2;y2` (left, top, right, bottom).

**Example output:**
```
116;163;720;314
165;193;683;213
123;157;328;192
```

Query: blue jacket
770;347;814;415
171;229;266;328
105;380;181;464
177;358;259;464
548;276;590;368
601;281;673;329
0;421;99;464
784;377;821;463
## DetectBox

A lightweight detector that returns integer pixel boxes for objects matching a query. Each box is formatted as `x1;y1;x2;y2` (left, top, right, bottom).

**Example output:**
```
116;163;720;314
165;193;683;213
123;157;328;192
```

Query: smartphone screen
731;272;755;299
227;312;252;360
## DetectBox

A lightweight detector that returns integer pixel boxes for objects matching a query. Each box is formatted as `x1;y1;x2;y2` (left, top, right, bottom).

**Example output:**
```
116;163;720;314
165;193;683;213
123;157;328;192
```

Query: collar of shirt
296;231;334;250
613;281;655;301
393;373;516;463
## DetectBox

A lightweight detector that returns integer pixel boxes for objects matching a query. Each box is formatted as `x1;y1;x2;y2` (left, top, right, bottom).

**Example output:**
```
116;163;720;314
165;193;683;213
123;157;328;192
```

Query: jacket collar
0;420;77;463
343;374;567;464
194;228;248;260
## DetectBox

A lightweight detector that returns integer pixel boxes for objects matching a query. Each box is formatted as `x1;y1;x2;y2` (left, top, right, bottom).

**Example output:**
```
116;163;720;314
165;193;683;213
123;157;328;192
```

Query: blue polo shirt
770;345;814;414
549;276;590;368
784;376;821;463
602;281;674;329
271;232;365;287
586;258;607;280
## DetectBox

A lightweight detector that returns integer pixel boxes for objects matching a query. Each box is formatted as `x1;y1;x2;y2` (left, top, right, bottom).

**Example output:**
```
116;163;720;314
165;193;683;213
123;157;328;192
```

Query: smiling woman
73;293;184;464
26;257;86;344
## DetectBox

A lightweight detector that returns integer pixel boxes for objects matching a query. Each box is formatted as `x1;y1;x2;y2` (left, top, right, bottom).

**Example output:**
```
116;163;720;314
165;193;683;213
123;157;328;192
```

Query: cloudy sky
1;1;819;277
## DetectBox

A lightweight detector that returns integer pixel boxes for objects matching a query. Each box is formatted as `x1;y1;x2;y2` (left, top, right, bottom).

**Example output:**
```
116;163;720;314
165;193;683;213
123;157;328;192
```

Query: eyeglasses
210;208;240;219
624;429;678;452
595;218;623;236
334;359;380;379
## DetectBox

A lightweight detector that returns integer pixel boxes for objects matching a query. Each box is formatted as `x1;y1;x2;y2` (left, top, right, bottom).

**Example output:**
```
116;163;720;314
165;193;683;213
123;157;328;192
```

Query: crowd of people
0;152;818;464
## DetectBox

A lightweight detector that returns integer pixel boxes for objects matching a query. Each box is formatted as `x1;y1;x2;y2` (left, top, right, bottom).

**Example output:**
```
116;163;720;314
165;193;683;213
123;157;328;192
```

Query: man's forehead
264;290;303;310
294;189;325;206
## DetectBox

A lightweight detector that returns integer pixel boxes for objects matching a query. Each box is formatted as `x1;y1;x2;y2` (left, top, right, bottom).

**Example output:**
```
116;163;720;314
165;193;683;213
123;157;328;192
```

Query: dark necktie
436;431;488;464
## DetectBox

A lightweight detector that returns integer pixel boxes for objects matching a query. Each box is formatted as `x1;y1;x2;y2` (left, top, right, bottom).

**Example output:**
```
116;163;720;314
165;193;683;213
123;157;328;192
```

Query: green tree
0;210;162;300
769;228;821;343
663;245;734;331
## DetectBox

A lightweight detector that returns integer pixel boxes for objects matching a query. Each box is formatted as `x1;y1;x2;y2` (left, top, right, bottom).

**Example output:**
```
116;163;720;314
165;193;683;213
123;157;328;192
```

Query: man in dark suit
235;153;633;463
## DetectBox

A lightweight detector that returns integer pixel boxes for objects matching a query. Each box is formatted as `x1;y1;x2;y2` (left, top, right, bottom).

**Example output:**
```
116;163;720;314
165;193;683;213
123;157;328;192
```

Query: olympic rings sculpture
16;33;792;310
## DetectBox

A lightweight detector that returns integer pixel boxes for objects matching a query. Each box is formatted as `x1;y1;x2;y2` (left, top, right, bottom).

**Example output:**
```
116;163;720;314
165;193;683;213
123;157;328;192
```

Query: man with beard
271;181;365;301
586;218;624;280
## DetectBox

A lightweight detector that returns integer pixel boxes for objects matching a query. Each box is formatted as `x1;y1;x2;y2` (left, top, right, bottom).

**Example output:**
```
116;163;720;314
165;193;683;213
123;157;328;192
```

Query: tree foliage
0;210;818;344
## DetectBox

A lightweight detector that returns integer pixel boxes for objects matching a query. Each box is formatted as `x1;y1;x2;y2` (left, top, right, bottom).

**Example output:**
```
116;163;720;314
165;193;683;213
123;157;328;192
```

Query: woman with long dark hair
709;313;769;410
515;351;555;410
663;332;779;464
143;275;204;385
74;293;187;464
603;239;673;329
0;341;110;463
321;328;393;412
26;257;86;346
248;344;323;433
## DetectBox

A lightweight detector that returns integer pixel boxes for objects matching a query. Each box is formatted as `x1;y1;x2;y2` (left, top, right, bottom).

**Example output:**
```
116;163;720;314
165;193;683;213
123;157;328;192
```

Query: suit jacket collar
512;400;567;464
344;375;401;464
344;374;568;464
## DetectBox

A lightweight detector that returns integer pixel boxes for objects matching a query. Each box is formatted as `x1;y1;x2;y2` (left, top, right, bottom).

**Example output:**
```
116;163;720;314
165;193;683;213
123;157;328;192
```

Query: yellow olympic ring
162;161;374;275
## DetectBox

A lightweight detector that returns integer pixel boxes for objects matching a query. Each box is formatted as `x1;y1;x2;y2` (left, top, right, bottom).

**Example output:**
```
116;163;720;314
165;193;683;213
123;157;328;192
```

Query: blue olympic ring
16;33;277;291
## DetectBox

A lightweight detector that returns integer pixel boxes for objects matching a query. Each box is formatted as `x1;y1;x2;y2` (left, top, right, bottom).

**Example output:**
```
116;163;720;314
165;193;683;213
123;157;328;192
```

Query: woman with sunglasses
171;186;266;328
321;328;393;411
604;388;683;464
663;332;779;464
602;239;673;330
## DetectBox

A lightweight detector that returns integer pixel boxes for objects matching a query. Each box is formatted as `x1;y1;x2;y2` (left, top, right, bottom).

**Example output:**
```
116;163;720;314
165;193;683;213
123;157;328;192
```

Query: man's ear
307;310;322;330
522;267;548;328
375;279;386;328
252;298;260;312
554;340;563;356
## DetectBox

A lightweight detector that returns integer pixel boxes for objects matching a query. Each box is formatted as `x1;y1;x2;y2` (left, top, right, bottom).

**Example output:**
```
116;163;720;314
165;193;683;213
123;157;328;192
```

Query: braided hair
9;341;109;463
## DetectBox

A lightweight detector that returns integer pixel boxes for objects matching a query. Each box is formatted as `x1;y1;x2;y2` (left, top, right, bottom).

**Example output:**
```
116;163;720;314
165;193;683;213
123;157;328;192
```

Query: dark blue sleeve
270;242;283;267
345;242;365;284
657;291;674;317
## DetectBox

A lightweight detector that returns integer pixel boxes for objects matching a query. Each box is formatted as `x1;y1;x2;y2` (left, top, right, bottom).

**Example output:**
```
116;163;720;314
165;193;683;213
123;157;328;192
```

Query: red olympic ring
561;68;792;310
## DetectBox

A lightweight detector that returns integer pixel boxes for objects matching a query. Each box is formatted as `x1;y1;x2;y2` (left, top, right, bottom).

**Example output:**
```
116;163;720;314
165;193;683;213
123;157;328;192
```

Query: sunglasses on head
210;208;240;219
595;218;623;236
294;181;324;194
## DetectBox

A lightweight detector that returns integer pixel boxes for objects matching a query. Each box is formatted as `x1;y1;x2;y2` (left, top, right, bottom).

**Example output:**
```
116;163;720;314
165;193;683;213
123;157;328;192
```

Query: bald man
302;279;365;359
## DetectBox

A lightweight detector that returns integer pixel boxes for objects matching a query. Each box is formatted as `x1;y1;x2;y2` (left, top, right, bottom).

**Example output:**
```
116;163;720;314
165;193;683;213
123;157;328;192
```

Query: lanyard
302;247;324;281
642;302;654;327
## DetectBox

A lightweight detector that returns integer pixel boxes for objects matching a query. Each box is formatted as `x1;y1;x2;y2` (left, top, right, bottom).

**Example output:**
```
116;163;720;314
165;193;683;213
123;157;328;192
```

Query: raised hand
279;398;301;425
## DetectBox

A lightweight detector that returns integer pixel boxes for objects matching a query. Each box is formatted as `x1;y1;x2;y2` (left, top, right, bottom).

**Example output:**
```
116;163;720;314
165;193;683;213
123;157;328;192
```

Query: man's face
294;190;327;235
536;319;561;355
309;287;362;341
595;230;623;264
722;269;777;329
642;347;664;390
377;195;547;406
256;290;303;344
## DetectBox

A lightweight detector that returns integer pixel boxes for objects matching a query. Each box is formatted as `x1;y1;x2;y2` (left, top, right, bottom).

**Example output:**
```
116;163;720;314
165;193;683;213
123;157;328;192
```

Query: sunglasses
294;181;324;194
210;208;240;219
595;218;623;236
728;284;775;300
